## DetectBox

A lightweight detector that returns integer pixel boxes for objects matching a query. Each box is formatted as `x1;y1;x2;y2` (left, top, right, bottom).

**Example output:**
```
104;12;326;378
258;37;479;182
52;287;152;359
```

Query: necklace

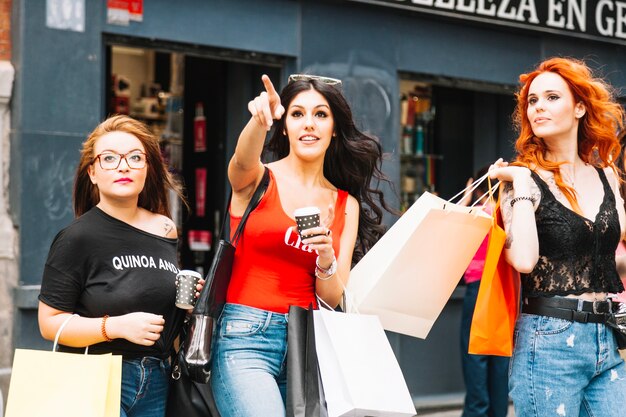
563;164;576;188
562;161;590;189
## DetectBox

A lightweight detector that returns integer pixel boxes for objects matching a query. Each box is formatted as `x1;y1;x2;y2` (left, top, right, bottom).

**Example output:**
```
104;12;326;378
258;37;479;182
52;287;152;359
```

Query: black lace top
522;168;624;297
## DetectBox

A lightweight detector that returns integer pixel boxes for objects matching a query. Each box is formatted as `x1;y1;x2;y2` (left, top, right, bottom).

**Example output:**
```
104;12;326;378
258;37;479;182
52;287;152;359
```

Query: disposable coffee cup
175;269;202;309
294;206;321;239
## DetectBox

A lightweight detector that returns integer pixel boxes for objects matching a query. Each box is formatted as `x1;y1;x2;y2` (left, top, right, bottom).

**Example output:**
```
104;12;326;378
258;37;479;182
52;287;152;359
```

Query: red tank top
226;169;348;313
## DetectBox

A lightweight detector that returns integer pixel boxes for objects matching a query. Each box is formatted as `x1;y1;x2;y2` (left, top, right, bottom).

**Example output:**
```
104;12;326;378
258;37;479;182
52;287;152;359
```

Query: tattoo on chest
545;175;565;199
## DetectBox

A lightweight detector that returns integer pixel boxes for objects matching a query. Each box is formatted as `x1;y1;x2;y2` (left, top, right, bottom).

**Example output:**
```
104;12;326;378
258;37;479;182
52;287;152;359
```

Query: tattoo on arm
501;183;514;249
500;178;540;249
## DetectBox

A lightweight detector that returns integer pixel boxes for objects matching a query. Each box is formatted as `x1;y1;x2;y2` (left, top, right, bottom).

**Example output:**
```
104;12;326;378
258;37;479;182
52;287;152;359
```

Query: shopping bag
286;306;328;417
313;308;416;417
5;349;122;417
6;314;122;417
348;190;492;338
468;205;520;356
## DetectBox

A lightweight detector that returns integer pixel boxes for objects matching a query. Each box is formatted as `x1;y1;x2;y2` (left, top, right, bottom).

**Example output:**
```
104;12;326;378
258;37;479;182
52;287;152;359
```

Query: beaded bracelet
510;196;535;207
101;315;113;342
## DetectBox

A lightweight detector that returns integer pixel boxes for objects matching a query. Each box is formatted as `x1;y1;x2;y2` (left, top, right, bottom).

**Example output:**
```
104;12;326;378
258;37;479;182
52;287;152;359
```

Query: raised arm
228;75;285;210
490;159;540;273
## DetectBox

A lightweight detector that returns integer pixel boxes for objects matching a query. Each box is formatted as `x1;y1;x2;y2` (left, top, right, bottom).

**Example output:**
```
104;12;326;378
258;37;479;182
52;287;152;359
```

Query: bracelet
101;315;113;342
315;256;337;280
315;268;335;281
510;196;535;207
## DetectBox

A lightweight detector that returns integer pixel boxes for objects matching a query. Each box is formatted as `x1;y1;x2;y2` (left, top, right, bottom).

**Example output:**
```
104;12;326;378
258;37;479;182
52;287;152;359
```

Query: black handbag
166;329;222;417
165;168;269;417
286;305;328;417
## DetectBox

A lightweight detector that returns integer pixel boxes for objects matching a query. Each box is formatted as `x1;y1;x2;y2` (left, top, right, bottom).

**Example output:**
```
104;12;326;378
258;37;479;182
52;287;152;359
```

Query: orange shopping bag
468;205;520;356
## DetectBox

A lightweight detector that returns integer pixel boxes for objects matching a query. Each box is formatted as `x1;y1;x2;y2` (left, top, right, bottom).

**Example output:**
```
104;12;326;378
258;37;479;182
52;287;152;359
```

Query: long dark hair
267;79;393;262
74;115;185;217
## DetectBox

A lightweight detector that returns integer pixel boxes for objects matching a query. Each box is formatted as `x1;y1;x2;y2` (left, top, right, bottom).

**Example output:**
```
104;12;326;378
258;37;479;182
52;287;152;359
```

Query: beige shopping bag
313;308;416;417
5;315;122;417
348;191;491;338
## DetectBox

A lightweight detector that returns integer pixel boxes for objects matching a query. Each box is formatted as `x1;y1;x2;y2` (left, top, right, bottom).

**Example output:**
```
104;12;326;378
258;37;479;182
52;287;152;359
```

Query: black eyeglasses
93;151;147;170
288;74;342;87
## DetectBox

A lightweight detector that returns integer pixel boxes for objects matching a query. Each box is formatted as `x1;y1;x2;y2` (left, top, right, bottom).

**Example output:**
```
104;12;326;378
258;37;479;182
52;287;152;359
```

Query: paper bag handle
316;280;360;315
53;314;89;354
468;179;500;209
448;172;489;204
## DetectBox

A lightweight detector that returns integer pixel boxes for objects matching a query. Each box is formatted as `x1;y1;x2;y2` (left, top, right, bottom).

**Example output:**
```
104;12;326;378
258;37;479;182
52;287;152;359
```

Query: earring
282;130;286;136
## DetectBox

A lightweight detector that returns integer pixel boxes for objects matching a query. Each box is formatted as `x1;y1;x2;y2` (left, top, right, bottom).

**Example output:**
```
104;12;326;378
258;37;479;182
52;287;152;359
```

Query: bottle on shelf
402;125;413;155
194;102;207;153
414;124;424;156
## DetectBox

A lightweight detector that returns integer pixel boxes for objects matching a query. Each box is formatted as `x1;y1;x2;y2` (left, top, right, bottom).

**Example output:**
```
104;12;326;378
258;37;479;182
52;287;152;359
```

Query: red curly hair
513;57;625;213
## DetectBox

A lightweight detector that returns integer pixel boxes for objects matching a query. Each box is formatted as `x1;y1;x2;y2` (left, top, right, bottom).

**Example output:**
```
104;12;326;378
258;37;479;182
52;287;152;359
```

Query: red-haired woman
490;57;626;416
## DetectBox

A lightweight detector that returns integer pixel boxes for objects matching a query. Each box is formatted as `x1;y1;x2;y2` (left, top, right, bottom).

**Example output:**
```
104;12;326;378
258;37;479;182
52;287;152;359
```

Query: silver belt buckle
592;298;610;314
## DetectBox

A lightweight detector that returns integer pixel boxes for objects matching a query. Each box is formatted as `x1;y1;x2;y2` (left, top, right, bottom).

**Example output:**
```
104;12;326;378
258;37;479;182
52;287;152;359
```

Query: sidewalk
417;404;516;416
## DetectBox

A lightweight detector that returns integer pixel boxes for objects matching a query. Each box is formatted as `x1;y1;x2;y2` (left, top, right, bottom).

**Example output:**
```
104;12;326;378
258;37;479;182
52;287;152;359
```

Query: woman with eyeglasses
489;57;626;416
210;74;392;416
38;115;202;417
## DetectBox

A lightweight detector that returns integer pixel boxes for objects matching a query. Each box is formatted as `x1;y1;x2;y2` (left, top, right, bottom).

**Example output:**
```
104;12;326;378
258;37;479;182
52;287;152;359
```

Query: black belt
522;297;614;324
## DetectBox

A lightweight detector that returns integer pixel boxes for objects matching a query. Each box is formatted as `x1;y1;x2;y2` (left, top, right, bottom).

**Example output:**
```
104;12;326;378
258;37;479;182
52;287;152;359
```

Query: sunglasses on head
288;74;342;87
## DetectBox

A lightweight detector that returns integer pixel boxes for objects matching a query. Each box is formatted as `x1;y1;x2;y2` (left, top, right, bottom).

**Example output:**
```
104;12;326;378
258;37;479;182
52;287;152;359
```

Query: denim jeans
211;303;289;417
509;313;626;417
120;356;170;417
460;281;510;417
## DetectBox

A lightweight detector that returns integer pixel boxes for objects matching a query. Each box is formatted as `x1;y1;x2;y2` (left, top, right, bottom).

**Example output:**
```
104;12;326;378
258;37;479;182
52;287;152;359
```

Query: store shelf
130;113;166;122
400;154;443;161
399;80;439;211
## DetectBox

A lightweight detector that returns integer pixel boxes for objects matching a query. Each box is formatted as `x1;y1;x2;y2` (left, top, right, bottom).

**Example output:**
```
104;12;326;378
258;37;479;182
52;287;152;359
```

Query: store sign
345;0;626;44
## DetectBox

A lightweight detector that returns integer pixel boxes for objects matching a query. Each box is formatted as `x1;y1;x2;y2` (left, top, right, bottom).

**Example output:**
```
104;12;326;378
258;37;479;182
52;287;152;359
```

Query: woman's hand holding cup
295;205;336;269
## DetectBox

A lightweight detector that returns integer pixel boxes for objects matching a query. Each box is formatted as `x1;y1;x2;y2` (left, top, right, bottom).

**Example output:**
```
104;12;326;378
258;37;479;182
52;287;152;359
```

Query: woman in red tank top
211;74;393;417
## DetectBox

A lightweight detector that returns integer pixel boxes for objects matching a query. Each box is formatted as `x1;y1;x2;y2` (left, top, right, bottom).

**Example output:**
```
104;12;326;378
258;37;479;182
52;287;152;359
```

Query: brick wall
0;0;11;61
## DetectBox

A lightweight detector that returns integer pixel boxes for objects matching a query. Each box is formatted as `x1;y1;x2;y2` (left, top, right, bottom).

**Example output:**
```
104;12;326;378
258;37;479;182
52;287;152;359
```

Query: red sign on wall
129;0;144;22
107;0;143;25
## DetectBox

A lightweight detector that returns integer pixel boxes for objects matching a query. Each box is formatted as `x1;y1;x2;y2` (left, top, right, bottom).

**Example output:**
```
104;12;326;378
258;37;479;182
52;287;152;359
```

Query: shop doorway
398;75;516;209
106;42;281;274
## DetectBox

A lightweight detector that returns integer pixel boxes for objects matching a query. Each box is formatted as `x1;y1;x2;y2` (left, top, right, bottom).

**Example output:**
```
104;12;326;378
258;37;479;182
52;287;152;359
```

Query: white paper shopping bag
348;191;491;338
313;309;416;417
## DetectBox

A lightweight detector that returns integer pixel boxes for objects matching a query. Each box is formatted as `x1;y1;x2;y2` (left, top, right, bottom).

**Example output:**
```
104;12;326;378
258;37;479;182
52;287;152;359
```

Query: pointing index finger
262;74;279;98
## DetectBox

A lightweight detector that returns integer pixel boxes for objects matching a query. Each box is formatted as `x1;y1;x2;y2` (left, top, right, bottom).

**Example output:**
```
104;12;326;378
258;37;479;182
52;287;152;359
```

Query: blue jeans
460;281;510;417
509;313;626;417
120;356;170;417
211;303;289;417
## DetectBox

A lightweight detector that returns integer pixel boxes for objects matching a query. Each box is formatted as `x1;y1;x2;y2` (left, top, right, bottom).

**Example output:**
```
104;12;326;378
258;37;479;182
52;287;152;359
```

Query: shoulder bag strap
222;167;269;247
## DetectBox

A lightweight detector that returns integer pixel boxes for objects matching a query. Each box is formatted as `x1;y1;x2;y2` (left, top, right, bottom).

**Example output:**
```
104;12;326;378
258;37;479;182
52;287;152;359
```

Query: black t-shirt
39;207;185;359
